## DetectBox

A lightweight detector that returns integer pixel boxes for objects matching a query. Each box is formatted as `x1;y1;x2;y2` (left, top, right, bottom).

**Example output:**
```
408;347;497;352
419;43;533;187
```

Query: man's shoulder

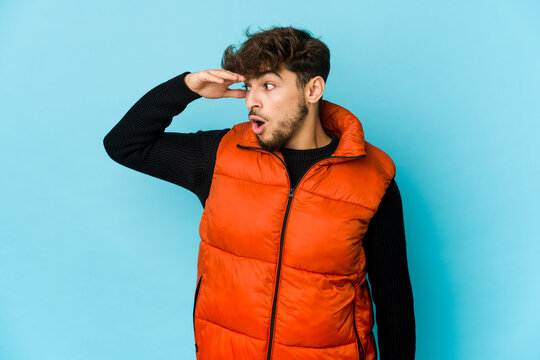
217;122;253;147
230;121;251;133
363;141;397;180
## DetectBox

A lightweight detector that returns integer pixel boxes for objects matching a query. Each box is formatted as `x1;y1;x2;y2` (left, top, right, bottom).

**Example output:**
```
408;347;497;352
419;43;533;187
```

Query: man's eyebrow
244;70;282;83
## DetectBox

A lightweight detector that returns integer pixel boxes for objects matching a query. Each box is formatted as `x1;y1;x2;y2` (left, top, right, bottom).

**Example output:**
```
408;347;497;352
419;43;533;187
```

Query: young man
104;26;415;359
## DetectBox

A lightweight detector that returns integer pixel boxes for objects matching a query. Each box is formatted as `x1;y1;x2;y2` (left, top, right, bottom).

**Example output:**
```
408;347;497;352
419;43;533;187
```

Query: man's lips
249;115;266;135
249;115;266;125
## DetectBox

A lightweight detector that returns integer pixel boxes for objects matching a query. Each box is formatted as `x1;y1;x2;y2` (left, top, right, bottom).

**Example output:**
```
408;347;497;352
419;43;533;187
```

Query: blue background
1;1;539;359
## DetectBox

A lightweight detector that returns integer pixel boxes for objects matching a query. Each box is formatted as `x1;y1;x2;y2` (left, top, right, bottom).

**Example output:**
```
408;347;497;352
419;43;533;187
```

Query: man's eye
242;84;273;90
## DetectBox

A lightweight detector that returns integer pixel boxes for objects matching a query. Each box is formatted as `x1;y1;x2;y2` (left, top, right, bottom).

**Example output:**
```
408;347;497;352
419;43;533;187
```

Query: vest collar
236;99;367;158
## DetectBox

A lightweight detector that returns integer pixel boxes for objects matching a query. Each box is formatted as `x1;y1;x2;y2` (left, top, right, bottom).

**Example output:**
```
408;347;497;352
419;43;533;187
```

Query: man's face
244;65;309;152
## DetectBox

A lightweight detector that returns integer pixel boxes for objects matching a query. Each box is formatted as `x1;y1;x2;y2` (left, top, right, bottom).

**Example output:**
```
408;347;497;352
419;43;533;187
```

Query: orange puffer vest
193;99;396;359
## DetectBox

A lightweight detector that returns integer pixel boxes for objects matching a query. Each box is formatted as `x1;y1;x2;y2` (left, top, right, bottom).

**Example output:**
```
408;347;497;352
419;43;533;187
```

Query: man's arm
363;179;416;359
103;71;229;206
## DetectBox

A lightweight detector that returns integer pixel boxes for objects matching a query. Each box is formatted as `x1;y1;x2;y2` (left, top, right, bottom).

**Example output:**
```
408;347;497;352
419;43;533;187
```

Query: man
104;26;415;359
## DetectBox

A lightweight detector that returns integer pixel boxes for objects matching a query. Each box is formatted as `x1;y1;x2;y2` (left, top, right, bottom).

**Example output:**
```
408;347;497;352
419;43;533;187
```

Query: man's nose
245;89;261;111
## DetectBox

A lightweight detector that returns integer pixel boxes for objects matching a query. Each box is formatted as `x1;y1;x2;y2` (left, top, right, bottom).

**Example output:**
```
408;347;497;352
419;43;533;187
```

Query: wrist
183;73;201;98
184;73;192;89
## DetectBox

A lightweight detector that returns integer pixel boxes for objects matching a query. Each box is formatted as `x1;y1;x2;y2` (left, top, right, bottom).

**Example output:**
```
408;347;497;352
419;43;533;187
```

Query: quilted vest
193;99;396;359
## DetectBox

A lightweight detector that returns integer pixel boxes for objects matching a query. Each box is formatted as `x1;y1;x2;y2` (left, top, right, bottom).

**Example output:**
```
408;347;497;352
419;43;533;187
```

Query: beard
257;92;309;152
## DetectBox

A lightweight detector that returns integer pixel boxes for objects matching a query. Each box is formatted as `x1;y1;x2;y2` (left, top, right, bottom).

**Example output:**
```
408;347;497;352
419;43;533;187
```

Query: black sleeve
363;178;416;359
102;71;230;207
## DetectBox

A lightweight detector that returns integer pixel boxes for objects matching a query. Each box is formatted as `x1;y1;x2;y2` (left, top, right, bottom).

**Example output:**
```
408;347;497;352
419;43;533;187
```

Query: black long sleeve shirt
103;71;416;359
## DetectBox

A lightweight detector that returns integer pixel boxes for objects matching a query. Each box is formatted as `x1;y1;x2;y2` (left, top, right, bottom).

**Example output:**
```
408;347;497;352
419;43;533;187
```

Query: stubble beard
257;93;309;152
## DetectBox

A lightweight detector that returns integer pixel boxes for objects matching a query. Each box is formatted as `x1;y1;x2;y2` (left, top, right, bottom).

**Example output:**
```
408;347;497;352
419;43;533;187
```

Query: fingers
208;69;245;83
223;89;247;98
203;72;225;84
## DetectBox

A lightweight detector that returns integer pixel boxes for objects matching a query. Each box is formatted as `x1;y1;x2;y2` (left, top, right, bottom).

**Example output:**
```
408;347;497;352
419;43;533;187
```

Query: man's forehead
259;70;282;79
244;68;284;83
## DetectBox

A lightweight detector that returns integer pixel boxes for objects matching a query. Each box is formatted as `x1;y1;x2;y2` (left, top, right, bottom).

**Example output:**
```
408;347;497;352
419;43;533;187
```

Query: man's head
221;26;330;151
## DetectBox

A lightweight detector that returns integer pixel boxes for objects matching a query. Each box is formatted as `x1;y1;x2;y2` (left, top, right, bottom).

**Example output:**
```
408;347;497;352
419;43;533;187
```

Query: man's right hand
184;69;247;99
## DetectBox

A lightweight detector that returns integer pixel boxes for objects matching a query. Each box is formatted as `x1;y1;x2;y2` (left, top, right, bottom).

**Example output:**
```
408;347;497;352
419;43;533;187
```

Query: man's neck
282;112;332;150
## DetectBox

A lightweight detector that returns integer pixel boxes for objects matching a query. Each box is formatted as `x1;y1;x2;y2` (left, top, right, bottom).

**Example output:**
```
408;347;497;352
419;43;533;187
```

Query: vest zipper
265;184;293;360
193;275;202;353
236;143;366;359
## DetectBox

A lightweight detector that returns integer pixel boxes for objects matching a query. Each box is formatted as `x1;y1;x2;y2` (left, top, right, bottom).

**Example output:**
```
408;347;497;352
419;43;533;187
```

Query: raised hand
184;69;247;99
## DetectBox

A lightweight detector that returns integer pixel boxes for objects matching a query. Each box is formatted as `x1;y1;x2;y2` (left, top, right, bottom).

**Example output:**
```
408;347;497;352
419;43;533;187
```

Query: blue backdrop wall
1;1;539;359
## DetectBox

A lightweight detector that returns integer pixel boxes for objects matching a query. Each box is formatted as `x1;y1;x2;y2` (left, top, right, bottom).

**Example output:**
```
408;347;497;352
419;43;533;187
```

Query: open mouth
250;117;266;134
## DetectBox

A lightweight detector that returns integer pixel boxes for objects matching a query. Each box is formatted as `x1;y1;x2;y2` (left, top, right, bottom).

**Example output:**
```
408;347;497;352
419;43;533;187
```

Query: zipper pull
288;188;294;198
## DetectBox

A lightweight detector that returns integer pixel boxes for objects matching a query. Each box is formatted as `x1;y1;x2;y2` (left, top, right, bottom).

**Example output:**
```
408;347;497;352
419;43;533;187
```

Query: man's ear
305;76;325;104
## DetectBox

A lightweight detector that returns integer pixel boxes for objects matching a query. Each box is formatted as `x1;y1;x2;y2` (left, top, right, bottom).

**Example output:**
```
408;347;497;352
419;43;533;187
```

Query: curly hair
221;25;330;97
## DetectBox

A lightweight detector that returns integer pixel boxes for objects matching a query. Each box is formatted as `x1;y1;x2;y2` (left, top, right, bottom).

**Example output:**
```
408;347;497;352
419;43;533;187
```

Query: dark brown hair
221;25;330;98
